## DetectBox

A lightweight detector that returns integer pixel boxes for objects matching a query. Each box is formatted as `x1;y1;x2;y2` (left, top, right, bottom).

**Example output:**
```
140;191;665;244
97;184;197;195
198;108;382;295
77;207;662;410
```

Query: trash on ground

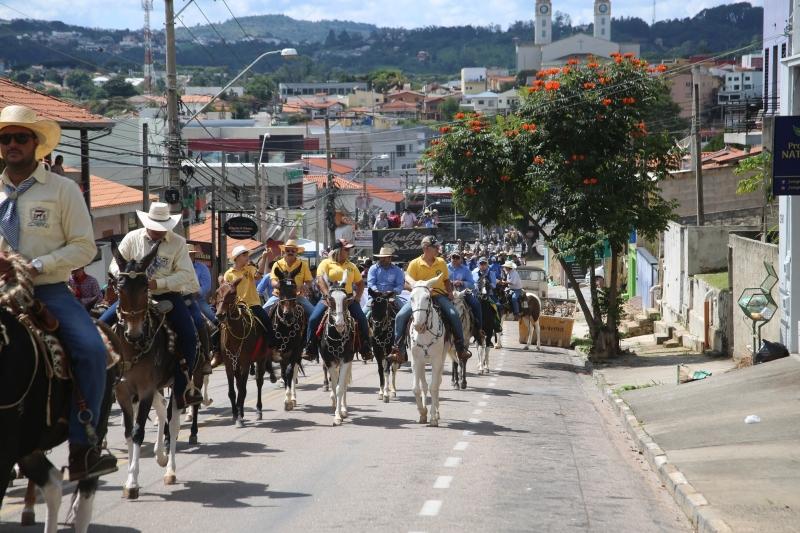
744;415;762;424
755;340;790;364
677;364;712;384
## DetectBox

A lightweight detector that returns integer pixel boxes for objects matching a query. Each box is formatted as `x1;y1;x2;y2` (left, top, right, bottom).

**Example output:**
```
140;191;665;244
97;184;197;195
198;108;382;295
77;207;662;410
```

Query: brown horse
496;288;541;351
269;266;308;411
215;279;273;427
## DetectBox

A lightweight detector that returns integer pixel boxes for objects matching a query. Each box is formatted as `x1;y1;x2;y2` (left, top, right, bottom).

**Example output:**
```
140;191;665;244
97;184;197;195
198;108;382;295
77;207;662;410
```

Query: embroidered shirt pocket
22;201;58;233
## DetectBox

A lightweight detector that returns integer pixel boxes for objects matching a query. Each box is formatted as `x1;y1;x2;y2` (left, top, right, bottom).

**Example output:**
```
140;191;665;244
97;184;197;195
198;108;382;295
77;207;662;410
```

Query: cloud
0;0;762;30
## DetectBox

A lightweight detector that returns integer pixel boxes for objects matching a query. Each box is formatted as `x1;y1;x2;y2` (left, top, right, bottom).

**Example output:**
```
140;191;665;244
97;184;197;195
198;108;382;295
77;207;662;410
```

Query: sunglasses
285;250;296;255
0;133;35;146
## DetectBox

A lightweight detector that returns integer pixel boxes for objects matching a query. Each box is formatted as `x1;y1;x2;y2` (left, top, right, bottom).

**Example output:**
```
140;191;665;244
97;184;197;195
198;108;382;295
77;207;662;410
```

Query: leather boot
302;337;317;361
68;443;118;482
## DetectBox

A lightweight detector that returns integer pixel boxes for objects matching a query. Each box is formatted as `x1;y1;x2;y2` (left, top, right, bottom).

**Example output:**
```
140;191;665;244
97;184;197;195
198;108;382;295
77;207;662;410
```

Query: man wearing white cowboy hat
498;260;523;320
448;250;483;340
366;246;405;316
264;239;314;317
101;202;204;408
0;104;117;480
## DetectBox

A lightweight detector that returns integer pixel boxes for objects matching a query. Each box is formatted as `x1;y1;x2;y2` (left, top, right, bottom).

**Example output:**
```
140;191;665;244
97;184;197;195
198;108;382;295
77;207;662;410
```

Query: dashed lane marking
434;476;453;489
419;500;442;516
453;441;469;451
468;417;480;424
462;430;476;436
481;394;490;399
472;409;483;415
444;456;462;468
478;401;487;407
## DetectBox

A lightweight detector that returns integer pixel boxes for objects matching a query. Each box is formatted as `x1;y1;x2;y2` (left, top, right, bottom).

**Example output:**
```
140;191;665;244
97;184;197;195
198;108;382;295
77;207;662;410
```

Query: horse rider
390;235;470;363
184;244;215;373
497;260;523;320
101;202;204;410
366;245;405;326
0;104;117;481
447;250;483;341
264;239;314;317
188;244;216;323
305;239;371;360
223;245;278;360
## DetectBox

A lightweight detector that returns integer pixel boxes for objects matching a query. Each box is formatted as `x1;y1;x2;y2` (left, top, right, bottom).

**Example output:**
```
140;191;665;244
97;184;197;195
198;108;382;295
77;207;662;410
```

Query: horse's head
368;288;394;321
112;240;160;339
476;274;490;298
275;265;301;312
327;270;349;332
215;277;243;321
409;274;441;333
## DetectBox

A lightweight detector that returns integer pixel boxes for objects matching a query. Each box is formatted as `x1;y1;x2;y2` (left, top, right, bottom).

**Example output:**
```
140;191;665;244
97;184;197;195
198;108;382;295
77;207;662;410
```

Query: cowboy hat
136;202;182;232
332;239;355;250
478;257;488;264
502;260;517;269
373;246;396;258
0;105;61;161
231;245;250;260
280;239;305;254
421;235;439;247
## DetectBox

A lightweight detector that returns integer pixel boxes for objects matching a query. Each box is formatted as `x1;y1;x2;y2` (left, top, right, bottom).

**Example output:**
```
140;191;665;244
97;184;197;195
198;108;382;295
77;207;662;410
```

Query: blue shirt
448;262;475;290
489;262;502;280
467;257;478;271
367;263;405;295
472;267;497;288
193;261;212;299
256;274;271;297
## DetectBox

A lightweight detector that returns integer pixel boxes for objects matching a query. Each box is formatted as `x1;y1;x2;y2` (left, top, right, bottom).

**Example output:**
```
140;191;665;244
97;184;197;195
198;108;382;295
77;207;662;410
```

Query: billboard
372;228;436;263
772;115;800;196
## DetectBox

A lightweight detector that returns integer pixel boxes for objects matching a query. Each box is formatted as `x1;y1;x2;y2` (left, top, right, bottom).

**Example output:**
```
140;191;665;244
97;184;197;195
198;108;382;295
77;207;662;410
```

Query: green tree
244;74;275;105
65;70;96;99
103;78;137;98
735;151;773;242
425;56;679;359
368;68;407;93
11;71;31;84
439;97;461;121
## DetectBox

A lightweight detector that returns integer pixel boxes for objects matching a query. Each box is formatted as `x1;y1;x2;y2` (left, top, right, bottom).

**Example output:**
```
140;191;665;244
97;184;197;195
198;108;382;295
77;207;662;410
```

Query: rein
409;287;444;358
369;296;395;348
219;298;256;371
321;290;354;360
271;299;304;355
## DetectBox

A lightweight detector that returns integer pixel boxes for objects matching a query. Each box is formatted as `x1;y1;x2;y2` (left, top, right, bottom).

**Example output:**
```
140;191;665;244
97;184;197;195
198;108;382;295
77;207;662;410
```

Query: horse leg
377;352;386;400
29;460;61;533
524;316;533;350
391;362;398;397
164;396;179;485
255;360;265;420
411;356;427;424
188;404;199;444
235;369;248;427
226;365;237;422
283;361;293;411
535;319;541;351
290;362;300;408
70;479;99;533
322;365;330;393
201;374;213;406
152;392;168;467
21;478;36;526
429;350;445;427
340;362;352;418
124;396;153;499
460;359;468;390
451;360;458;387
330;363;342;425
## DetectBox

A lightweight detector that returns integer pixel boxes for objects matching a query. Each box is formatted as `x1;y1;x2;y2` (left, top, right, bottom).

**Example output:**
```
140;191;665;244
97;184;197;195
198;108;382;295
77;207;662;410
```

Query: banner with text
773;116;800;196
372;228;436;263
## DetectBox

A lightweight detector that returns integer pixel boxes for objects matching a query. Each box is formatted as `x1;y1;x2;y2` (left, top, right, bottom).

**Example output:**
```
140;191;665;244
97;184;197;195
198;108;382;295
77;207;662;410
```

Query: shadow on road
530;361;589;374
350;415;414;429
181;440;283;459
446;419;529;437
154;479;310;508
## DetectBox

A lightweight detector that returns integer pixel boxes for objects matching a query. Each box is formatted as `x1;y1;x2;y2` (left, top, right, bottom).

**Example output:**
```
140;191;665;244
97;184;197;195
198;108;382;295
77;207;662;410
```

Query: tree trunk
590;246;622;361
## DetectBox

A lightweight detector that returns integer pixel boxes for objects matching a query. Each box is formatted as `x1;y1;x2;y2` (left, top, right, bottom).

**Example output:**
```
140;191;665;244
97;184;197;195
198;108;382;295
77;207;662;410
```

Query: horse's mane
0;253;35;314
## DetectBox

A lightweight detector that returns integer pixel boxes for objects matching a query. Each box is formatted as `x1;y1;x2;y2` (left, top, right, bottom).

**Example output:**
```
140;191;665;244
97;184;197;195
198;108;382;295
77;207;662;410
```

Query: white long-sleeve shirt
505;269;523;290
110;228;199;295
0;164;96;286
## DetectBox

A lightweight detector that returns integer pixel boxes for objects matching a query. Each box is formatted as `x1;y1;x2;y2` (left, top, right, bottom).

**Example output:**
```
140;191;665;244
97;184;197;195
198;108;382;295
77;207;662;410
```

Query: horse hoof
340;409;348;419
429;419;439;427
383;394;390;403
164;474;177;486
390;391;396;398
418;416;427;424
461;382;467;390
156;455;168;468
378;392;384;400
21;510;35;526
257;411;263;420
188;434;198;445
123;486;139;500
323;384;330;392
284;401;293;411
202;398;213;407
333;418;342;426
523;345;529;351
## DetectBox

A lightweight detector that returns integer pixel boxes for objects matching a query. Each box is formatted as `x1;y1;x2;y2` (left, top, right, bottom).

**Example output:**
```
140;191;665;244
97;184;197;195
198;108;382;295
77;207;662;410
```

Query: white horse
408;275;448;427
319;271;356;426
495;290;542;351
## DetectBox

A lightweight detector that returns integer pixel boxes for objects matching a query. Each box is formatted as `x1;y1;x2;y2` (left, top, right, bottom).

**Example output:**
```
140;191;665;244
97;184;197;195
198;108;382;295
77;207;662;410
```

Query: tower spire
594;0;611;40
142;0;154;95
535;0;552;45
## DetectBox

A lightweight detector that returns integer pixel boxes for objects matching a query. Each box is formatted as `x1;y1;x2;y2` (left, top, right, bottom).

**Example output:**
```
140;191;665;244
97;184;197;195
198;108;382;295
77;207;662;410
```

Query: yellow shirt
317;257;361;295
0;164;96;286
406;255;449;295
224;264;261;306
271;257;313;288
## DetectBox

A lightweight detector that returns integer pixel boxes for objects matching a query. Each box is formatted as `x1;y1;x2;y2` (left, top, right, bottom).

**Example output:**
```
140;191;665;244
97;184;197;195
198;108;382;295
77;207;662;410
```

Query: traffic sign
223;216;259;240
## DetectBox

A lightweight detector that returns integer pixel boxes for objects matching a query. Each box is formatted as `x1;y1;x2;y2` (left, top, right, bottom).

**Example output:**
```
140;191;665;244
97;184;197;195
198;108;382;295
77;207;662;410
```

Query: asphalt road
2;324;690;532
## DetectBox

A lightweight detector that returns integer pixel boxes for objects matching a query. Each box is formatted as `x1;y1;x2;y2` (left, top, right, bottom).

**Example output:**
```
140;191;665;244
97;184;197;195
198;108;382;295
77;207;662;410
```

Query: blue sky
0;0;761;31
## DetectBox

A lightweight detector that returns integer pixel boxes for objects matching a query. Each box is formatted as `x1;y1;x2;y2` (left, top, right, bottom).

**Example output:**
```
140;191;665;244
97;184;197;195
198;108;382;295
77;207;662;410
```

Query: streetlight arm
183;49;296;127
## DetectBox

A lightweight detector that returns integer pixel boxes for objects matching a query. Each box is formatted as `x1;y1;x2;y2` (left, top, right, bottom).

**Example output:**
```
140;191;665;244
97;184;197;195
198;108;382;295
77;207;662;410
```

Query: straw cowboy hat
0;105;61;161
137;202;182;232
231;245;250;260
373;246;396;258
502;260;517;269
279;239;305;254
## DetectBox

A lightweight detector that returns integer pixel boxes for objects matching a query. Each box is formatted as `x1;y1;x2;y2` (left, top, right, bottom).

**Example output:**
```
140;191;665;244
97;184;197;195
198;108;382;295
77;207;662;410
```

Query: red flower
598;77;609;85
590;178;599;185
439;126;450;134
561;66;571;74
602;98;613;106
587;62;599;69
464;186;477;196
614;56;623;64
656;64;668;72
544;80;561;91
623;52;635;59
583;82;596;90
465;150;473;158
528;86;540;93
567;58;579;65
500;175;511;182
471;126;482;133
533;155;545;164
522;123;537;132
455;112;466;119
583;178;590;185
622;97;637;105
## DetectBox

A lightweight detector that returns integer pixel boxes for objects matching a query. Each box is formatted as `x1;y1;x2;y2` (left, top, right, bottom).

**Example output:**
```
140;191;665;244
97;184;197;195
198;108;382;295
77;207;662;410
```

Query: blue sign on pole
772;116;800;196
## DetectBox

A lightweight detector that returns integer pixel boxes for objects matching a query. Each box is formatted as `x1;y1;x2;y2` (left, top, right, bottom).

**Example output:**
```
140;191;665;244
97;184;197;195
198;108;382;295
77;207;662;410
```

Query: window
542;30;546;39
734;85;740;90
744;84;752;90
601;18;605;25
478;100;484;105
744;76;751;81
601;28;605;36
332;147;350;159
396;144;406;157
542;19;546;27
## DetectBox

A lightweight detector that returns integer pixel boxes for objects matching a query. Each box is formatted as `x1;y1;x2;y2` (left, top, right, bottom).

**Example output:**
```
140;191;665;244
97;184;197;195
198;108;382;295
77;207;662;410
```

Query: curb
590;366;732;533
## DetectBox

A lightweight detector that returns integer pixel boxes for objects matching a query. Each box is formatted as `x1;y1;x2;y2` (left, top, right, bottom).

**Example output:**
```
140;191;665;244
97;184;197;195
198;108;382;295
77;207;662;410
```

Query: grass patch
695;271;729;291
571;336;593;354
613;381;660;394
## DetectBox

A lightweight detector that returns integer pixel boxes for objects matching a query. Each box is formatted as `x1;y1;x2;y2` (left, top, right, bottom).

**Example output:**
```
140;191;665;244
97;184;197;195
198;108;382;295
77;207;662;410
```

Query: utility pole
691;67;705;226
424;169;429;210
142;122;150;211
218;154;227;277
210;169;217;290
164;0;184;235
324;114;335;247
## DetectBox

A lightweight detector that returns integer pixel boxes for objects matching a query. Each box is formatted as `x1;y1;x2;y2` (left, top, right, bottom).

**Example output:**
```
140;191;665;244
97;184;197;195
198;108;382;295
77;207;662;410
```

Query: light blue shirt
472;267;497;289
193;261;212;298
448;262;475;290
367;263;405;295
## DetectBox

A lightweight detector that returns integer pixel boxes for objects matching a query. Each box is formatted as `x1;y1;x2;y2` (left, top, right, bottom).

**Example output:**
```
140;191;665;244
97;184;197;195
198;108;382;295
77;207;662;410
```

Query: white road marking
444;456;462;467
453;441;469;451
468;417;480;424
434;475;453;489
478;401;487;407
489;381;497;387
463;430;476;436
472;409;483;415
482;394;490;399
419;500;442;516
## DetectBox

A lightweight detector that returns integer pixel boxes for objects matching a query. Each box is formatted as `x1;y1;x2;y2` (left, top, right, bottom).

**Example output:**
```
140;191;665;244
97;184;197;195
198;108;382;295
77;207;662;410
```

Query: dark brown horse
269;266;308;411
368;288;399;402
111;241;199;498
0;253;120;533
215;279;272;427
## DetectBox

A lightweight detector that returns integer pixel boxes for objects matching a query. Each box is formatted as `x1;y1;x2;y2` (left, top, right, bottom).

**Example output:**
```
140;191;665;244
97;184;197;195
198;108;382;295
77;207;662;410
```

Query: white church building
515;0;640;73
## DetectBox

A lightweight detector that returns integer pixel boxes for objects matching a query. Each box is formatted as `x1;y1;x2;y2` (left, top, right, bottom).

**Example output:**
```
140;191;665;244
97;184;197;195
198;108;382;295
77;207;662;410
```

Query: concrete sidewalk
591;334;800;532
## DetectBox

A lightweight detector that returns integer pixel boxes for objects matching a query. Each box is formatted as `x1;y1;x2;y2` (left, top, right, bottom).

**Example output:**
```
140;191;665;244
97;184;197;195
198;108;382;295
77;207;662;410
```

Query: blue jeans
306;298;370;349
510;289;522;316
35;283;107;444
394;294;465;350
265;295;314;318
196;296;217;324
100;293;197;397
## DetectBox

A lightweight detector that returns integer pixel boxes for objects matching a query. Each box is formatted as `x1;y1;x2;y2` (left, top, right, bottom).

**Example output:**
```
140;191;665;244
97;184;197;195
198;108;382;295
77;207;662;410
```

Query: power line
218;0;253;41
191;1;244;65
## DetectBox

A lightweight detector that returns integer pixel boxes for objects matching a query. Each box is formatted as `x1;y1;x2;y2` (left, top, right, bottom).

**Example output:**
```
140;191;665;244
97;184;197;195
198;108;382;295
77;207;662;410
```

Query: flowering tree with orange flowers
424;54;680;360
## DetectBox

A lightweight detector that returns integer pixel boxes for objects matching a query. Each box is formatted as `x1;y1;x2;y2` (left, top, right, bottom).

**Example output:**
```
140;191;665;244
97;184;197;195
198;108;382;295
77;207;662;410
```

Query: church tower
594;0;611;40
534;0;552;45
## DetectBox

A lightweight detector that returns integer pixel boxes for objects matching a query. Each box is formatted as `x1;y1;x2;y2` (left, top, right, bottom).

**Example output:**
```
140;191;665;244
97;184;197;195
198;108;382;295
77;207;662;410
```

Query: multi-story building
279;82;367;99
461;68;488;95
762;0;789;116
717;69;764;105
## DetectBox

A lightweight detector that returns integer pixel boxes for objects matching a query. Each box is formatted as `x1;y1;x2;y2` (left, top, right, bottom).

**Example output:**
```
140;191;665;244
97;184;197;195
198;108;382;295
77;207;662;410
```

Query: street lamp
356;154;389;220
183;48;298;127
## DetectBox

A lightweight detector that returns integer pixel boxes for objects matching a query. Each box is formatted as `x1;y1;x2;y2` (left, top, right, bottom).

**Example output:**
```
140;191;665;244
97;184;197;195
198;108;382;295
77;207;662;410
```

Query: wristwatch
31;258;44;273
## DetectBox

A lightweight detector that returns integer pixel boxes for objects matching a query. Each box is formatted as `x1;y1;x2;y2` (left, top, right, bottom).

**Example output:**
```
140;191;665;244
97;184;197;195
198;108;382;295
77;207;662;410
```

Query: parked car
517;265;548;298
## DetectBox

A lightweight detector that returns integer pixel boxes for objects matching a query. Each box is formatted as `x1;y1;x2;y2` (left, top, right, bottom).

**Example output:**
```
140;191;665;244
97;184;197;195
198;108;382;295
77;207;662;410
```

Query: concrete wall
662;165;763;220
686;276;732;353
729;234;781;360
